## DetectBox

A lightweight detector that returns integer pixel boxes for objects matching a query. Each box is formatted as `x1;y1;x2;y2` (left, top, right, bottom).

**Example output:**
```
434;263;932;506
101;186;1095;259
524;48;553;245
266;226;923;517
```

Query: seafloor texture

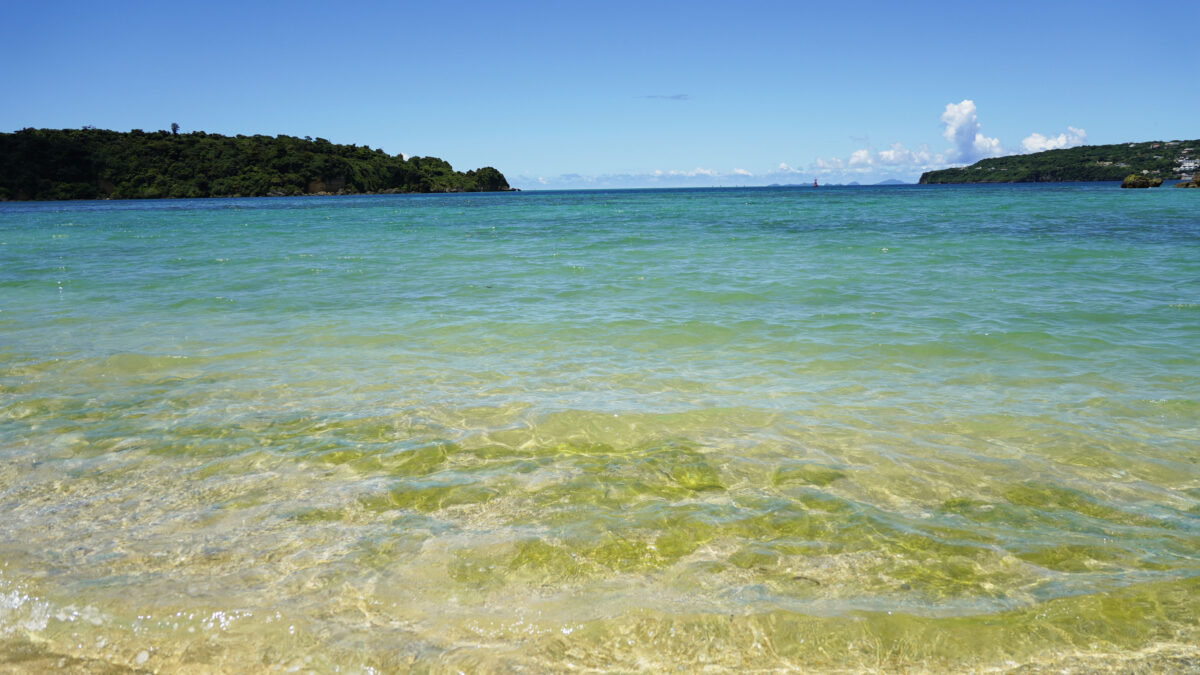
1;185;1198;672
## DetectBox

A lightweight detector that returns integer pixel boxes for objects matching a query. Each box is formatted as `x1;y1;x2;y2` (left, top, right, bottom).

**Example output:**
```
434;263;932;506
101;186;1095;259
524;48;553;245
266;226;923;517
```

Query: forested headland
0;127;511;200
919;139;1199;184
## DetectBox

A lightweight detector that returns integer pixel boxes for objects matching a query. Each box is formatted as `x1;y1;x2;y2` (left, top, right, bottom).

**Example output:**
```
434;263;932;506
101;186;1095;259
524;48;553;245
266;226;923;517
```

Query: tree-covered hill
0;127;511;200
919;139;1199;184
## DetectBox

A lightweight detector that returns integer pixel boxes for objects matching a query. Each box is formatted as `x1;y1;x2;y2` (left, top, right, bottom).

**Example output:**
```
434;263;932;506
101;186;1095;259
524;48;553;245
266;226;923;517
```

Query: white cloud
804;100;1004;179
848;149;874;167
1021;126;1087;153
514;102;1088;189
940;99;1003;163
652;167;719;177
804;100;1088;183
810;142;945;179
877;142;934;166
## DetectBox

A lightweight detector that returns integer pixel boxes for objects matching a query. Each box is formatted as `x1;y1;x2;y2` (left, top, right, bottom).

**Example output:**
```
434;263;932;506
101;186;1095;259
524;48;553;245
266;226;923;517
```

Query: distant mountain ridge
919;139;1199;184
0;127;511;200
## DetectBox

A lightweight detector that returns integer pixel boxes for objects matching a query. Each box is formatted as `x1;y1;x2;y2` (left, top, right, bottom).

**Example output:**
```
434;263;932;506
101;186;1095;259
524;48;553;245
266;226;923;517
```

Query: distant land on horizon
920;139;1199;184
764;178;908;187
0;127;511;201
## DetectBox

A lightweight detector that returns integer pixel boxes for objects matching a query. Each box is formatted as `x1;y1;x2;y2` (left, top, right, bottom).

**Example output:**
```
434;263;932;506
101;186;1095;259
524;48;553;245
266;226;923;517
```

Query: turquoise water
1;185;1198;671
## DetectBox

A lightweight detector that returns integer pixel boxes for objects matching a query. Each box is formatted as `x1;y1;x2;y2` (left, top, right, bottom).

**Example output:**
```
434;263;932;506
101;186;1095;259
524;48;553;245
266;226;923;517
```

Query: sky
3;0;1197;189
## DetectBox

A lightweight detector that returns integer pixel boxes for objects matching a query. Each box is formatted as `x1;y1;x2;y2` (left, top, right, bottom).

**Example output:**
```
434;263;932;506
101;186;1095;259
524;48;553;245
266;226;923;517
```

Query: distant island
919;139;1199;184
0;127;511;200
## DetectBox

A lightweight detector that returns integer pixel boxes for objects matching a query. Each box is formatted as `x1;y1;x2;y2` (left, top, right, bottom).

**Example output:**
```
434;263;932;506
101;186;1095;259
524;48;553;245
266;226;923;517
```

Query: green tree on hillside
0;128;512;200
919;139;1200;184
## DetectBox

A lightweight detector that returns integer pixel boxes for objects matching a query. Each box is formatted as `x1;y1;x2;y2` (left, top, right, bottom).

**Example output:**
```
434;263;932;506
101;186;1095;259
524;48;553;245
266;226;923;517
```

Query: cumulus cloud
877;142;934;166
1021;126;1087;153
848;149;873;167
515;101;1088;189
810;142;945;179
662;167;718;177
940;99;1003;163
804;100;1087;183
805;99;1003;179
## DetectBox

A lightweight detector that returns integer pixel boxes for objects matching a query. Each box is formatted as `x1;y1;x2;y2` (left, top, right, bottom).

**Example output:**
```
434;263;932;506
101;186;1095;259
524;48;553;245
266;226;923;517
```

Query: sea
1;184;1198;672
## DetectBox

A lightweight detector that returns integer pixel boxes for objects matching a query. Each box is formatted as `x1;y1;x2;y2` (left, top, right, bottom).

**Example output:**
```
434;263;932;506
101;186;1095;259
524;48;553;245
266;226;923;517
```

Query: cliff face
306;176;347;194
0;128;511;200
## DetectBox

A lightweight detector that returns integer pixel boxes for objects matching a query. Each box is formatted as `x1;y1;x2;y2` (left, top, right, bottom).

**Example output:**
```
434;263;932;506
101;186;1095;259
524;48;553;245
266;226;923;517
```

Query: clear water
1;185;1198;671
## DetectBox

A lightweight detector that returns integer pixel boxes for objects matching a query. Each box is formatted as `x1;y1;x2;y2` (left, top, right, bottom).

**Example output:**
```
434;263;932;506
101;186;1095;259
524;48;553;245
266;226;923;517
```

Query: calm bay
1;184;1198;670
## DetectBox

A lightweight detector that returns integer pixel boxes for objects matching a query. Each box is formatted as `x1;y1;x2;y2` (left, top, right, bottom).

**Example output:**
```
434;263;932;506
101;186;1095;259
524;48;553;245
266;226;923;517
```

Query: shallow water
1;185;1198;671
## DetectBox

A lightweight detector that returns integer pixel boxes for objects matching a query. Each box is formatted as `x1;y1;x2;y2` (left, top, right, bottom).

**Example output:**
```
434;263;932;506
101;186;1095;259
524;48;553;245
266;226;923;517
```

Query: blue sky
3;1;1197;189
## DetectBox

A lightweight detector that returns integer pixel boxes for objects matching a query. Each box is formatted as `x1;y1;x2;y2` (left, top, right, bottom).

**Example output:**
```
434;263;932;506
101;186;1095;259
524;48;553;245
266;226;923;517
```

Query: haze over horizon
5;0;1197;189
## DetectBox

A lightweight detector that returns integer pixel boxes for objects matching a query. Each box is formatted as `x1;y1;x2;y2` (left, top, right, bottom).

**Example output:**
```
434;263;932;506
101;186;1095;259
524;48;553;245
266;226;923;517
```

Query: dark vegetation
0;127;511;200
919;139;1199;184
1120;174;1163;188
